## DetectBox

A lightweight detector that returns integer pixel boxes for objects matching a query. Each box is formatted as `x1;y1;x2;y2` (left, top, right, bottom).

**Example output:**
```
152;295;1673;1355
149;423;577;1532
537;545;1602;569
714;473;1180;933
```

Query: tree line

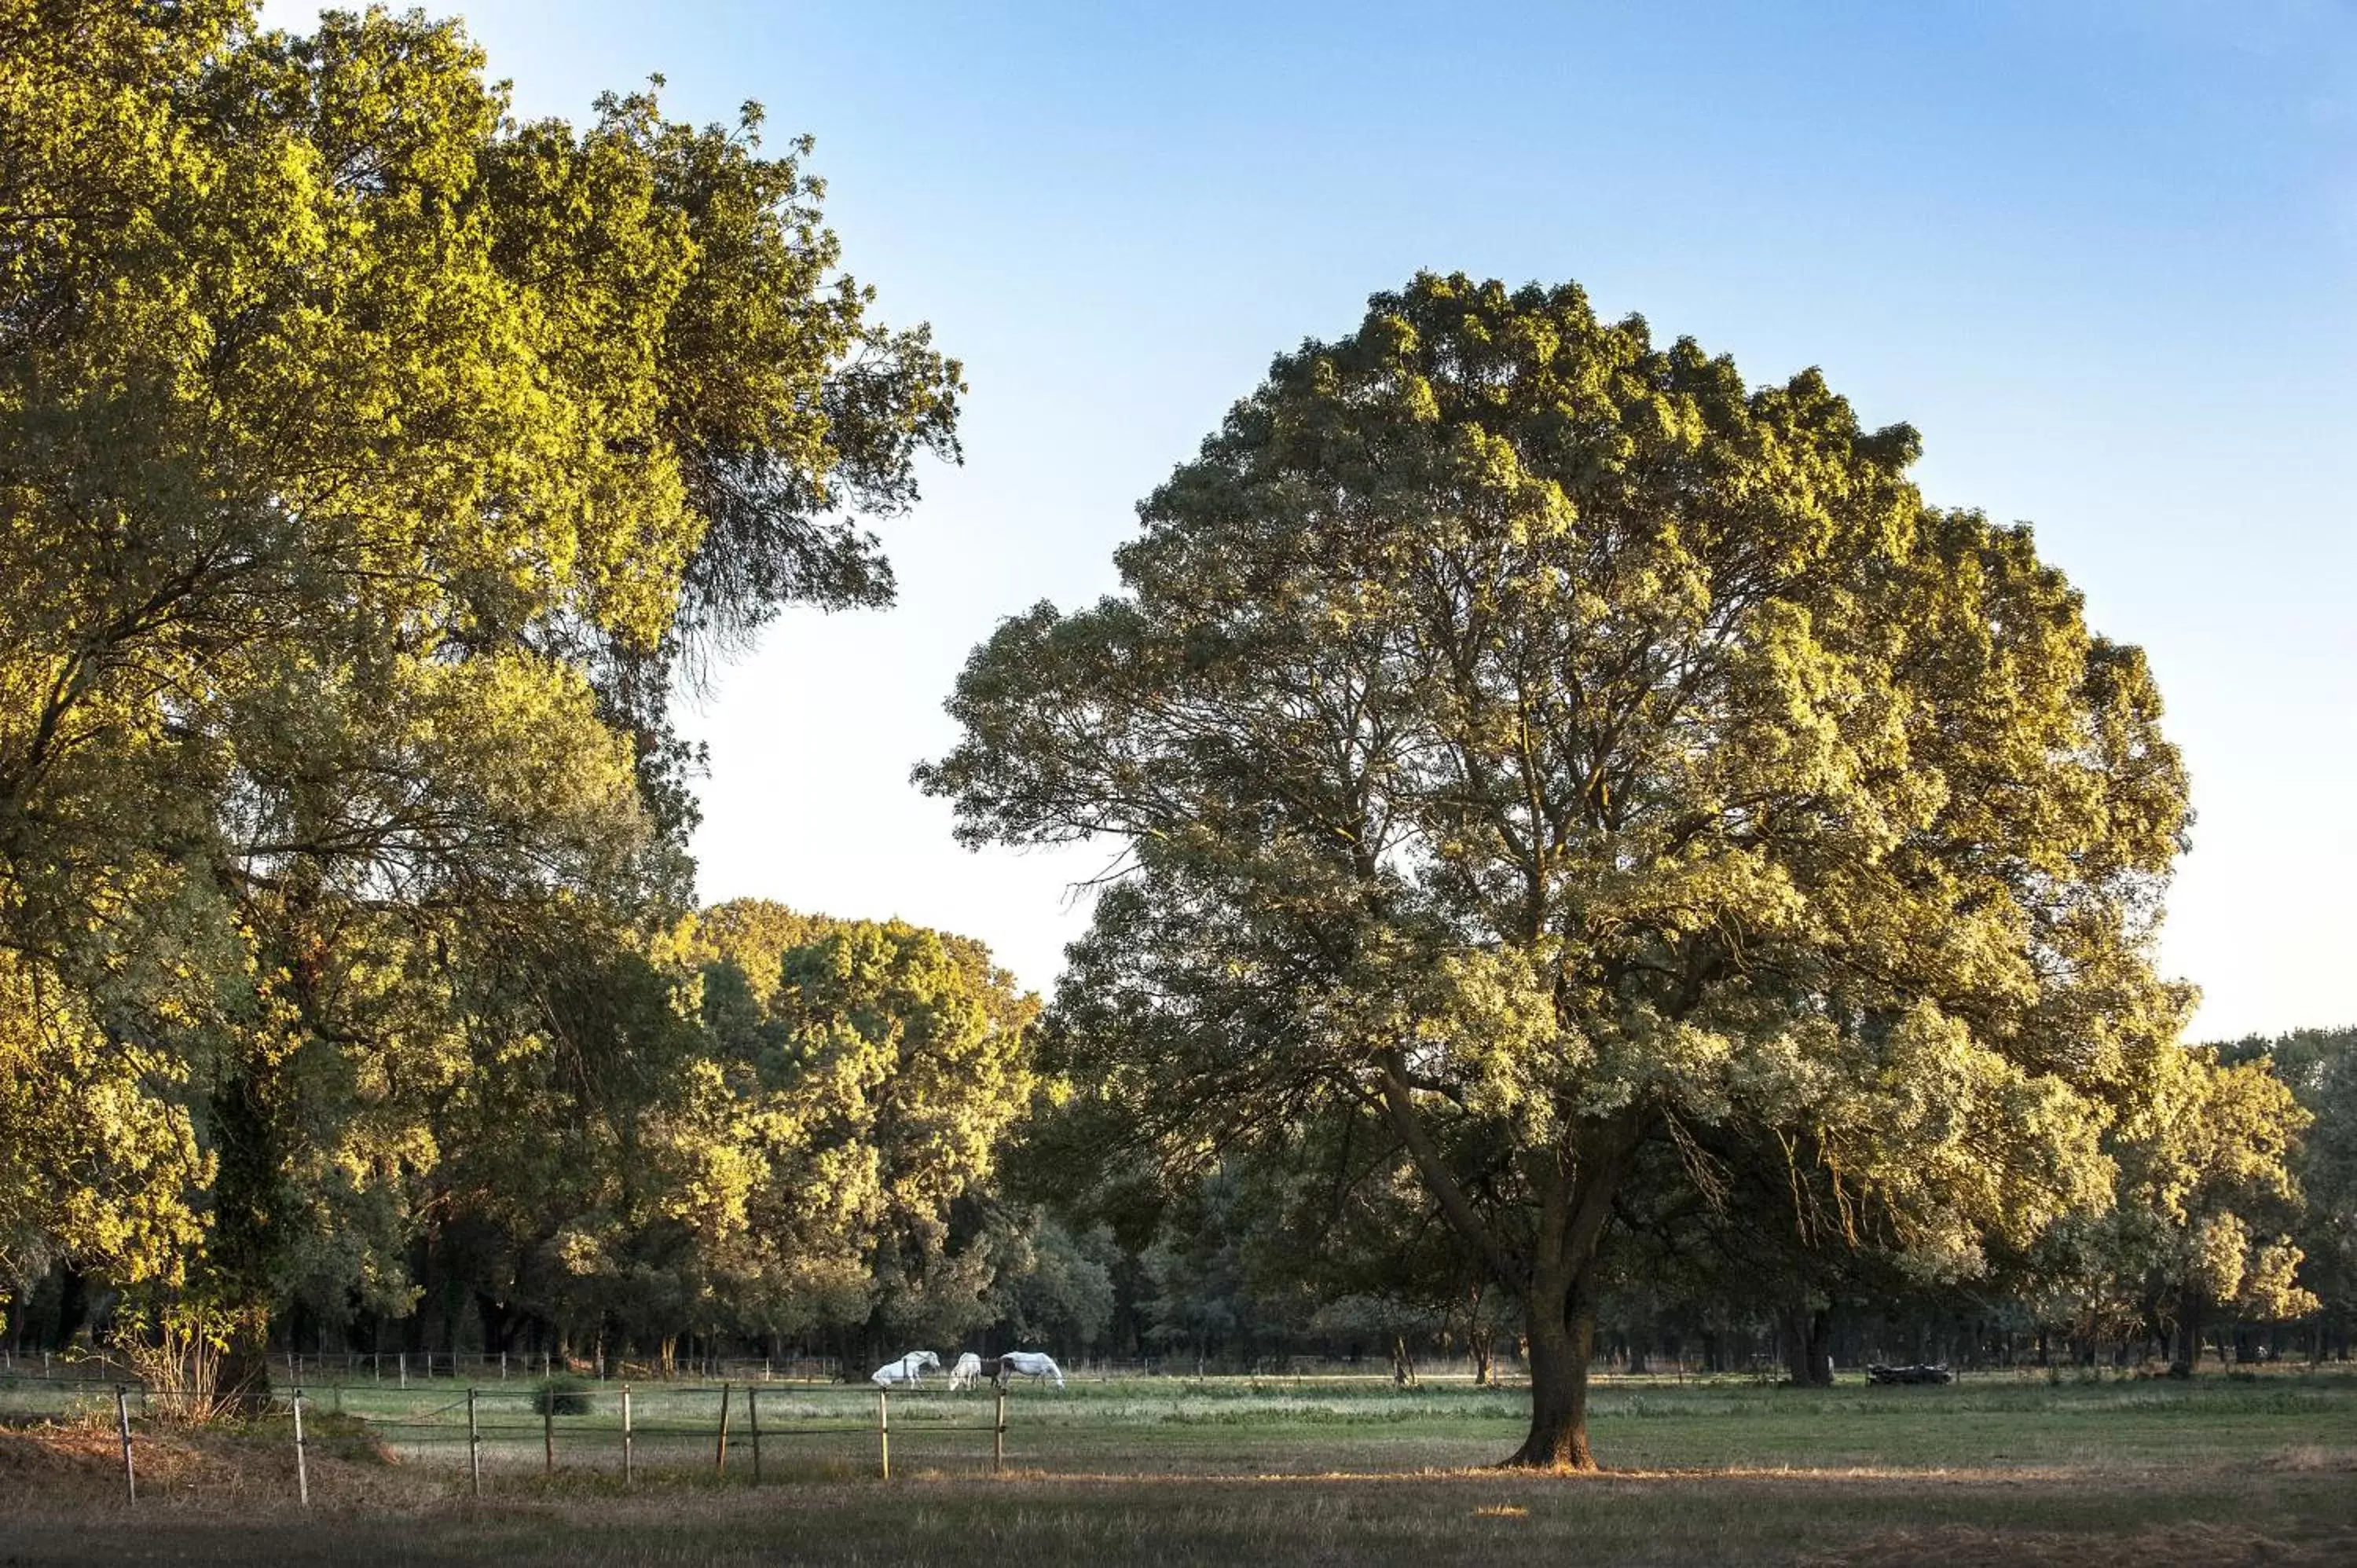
1;2;2347;1471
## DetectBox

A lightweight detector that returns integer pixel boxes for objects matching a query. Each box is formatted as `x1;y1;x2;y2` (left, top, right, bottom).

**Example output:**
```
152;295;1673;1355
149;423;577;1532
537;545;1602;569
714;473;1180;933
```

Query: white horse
995;1350;1065;1389
870;1350;940;1388
946;1352;984;1391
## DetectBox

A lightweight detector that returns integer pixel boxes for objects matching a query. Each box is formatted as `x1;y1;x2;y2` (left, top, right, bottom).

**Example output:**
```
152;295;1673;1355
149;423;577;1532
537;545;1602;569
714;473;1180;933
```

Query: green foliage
983;1207;1120;1350
2215;1028;2355;1338
922;272;2195;1463
532;1375;597;1417
0;1;956;1343
421;903;1039;1356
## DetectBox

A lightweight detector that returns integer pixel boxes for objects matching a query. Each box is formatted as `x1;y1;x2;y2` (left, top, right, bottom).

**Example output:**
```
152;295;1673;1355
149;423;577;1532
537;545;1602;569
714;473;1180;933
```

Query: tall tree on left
0;0;960;1388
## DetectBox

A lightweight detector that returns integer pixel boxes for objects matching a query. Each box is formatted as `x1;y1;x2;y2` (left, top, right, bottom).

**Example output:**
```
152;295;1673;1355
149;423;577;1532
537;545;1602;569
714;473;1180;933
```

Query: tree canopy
0;0;956;1371
922;271;2197;1466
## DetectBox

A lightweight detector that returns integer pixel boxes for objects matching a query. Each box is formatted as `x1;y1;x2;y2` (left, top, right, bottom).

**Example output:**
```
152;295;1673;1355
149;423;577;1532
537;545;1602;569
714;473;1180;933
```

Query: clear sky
271;1;2357;1040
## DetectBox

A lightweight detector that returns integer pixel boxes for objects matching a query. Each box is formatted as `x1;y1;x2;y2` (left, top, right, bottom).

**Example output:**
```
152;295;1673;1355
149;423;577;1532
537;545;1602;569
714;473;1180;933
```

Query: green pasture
13;1367;2357;1478
6;1370;2354;1563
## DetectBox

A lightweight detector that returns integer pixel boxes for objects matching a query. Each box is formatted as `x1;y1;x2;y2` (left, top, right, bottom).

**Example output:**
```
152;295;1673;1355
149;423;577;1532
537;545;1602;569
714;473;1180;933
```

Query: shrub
532;1376;596;1416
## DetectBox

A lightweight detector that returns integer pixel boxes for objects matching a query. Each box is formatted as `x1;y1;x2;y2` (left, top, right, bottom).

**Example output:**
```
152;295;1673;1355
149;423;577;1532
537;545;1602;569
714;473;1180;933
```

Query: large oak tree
921;273;2192;1467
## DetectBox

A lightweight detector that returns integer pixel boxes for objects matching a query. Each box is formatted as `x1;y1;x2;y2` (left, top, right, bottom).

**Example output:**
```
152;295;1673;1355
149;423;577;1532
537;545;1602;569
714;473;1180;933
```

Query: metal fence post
291;1387;309;1508
748;1386;761;1486
115;1385;136;1503
467;1387;482;1498
621;1384;633;1486
543;1388;555;1475
877;1388;890;1481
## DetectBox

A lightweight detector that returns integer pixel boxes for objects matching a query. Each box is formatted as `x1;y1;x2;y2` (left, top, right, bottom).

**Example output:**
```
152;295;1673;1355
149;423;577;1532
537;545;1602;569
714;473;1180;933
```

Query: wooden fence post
467;1387;482;1498
995;1387;1007;1473
877;1389;890;1481
714;1381;732;1477
621;1385;633;1485
115;1386;135;1503
543;1388;555;1475
748;1386;761;1486
398;1352;407;1390
291;1388;309;1508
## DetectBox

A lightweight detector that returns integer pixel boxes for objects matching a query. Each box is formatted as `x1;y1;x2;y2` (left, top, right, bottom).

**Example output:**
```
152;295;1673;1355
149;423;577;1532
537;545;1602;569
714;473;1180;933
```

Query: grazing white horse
946;1352;984;1391
995;1350;1065;1389
870;1350;940;1388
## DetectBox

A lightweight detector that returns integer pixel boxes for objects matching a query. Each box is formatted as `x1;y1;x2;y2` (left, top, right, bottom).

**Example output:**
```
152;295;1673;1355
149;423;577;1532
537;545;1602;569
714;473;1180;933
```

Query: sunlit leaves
925;271;2194;1456
0;1;959;1334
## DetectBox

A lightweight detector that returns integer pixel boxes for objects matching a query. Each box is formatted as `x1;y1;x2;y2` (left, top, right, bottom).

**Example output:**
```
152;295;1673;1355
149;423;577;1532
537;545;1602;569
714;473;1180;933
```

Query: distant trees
2220;1029;2355;1358
922;273;2199;1466
421;901;1038;1367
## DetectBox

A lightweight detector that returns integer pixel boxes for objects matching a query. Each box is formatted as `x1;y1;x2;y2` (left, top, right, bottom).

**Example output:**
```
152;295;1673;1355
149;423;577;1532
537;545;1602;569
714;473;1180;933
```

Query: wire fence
0;1346;1596;1387
1;1370;1010;1504
0;1346;850;1388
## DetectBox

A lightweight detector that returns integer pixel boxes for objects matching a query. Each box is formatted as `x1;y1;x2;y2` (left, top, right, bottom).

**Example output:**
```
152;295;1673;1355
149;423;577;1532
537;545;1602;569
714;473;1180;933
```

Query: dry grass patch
1809;1521;2357;1568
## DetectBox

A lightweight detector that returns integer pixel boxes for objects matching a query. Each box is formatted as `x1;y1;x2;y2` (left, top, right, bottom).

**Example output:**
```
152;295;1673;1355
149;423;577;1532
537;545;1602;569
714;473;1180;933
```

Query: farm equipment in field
1865;1363;1956;1385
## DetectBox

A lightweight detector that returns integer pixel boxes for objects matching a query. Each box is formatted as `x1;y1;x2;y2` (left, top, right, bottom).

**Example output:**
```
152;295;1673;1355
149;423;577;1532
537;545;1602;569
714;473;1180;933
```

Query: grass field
3;1370;2352;1565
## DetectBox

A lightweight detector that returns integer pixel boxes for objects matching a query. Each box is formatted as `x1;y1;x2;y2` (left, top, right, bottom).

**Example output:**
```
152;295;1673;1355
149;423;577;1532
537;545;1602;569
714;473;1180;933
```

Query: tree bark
1505;1275;1599;1469
1390;1332;1417;1387
1375;1061;1636;1470
214;1318;273;1415
1787;1303;1832;1387
2170;1286;2201;1378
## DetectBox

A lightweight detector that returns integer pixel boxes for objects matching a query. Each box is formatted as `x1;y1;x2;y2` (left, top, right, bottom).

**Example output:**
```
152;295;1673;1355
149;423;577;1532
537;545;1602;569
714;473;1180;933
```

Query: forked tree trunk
1376;1065;1634;1471
1390;1332;1418;1387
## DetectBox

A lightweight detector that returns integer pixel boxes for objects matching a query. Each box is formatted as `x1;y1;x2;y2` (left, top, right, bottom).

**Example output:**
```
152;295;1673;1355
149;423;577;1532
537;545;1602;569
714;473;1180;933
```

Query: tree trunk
1373;1069;1633;1471
1787;1303;1832;1387
214;1317;273;1415
2170;1287;2201;1378
1390;1332;1418;1387
53;1263;89;1350
1503;1277;1598;1469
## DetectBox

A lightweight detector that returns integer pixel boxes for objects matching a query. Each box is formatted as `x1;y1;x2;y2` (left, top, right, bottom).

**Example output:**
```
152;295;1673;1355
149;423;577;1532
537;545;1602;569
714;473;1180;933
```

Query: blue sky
275;1;2357;1039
